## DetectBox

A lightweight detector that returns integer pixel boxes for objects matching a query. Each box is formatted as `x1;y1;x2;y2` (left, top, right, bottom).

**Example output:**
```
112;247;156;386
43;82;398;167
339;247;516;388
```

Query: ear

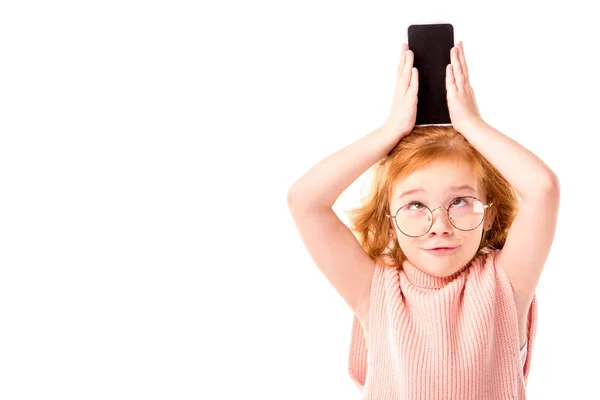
389;224;397;240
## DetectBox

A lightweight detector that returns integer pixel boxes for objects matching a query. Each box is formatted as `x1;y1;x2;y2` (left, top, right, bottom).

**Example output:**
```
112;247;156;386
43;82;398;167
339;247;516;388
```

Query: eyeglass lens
395;197;485;237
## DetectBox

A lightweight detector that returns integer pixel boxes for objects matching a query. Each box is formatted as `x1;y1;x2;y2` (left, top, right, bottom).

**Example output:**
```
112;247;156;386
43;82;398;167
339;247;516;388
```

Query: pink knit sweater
348;249;538;399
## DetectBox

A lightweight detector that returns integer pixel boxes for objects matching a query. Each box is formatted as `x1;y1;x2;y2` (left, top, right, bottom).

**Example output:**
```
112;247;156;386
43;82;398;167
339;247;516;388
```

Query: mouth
424;246;458;255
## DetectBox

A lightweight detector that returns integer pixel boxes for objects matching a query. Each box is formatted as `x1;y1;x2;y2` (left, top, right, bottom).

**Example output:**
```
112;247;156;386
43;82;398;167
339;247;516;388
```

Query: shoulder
471;248;501;272
372;255;402;287
471;248;530;309
462;248;504;288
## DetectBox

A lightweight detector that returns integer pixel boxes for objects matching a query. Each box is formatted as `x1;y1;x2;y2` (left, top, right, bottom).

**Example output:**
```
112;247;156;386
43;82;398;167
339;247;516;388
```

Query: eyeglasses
386;196;494;238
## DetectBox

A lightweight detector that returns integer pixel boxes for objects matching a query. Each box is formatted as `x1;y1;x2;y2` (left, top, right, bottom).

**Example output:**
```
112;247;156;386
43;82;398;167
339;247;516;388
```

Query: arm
459;118;559;196
460;118;560;314
287;43;418;319
288;42;418;209
287;124;401;209
448;42;558;193
286;123;404;318
448;41;560;316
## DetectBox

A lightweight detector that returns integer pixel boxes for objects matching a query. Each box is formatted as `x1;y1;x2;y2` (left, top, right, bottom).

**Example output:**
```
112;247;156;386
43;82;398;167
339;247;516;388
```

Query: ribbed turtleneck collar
400;258;471;289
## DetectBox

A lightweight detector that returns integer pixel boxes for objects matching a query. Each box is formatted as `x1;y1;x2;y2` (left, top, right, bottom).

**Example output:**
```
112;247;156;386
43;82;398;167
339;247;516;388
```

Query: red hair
343;125;520;269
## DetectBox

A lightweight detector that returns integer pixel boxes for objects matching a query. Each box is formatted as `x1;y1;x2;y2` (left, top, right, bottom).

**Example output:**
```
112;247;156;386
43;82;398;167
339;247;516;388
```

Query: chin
419;250;468;271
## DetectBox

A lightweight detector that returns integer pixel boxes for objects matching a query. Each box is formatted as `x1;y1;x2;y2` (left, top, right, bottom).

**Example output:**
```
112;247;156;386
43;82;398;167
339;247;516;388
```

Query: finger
407;67;418;96
398;43;408;71
403;49;413;75
399;50;413;90
457;41;469;81
446;63;457;92
450;46;464;89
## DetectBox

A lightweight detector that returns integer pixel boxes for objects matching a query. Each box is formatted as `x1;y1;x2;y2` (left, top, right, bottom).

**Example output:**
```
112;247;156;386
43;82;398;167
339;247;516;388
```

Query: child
287;41;560;399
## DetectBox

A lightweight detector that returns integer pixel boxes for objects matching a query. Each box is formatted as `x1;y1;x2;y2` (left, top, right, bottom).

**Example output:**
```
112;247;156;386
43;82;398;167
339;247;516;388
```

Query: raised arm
287;43;418;319
446;41;560;318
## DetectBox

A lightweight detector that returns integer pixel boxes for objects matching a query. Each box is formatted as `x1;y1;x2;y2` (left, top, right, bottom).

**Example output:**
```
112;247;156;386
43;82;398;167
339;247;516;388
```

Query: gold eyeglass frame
385;196;494;238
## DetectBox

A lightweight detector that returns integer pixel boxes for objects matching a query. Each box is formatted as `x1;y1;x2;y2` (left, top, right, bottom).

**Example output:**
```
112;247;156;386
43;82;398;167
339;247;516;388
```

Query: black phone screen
407;23;454;126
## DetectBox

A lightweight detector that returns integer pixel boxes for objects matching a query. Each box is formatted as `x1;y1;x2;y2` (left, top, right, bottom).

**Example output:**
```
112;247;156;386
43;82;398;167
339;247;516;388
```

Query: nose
428;206;453;234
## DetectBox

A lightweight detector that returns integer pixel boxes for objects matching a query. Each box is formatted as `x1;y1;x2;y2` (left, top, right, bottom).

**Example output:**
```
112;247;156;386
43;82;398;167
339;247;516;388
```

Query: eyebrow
397;184;478;200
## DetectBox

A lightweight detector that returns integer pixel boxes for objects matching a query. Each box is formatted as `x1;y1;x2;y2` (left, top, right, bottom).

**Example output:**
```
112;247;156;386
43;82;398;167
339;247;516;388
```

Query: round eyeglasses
386;196;494;238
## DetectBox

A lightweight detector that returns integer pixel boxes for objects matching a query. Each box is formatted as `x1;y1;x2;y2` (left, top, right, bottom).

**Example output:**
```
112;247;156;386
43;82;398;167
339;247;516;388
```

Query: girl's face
389;159;491;277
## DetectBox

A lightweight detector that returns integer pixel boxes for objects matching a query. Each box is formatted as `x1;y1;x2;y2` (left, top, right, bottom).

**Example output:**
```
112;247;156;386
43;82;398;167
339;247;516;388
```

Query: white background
0;1;597;399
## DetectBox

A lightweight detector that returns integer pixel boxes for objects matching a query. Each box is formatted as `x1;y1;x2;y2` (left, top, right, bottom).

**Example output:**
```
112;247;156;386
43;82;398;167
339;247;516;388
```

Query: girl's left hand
446;41;483;133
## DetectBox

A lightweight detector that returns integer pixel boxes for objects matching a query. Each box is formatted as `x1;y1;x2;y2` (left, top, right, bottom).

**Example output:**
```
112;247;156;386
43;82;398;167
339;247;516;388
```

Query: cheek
464;228;485;246
396;236;418;251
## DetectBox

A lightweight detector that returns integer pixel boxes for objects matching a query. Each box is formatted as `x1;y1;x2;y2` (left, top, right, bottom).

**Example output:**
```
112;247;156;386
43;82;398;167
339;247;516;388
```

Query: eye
407;201;425;210
450;197;468;207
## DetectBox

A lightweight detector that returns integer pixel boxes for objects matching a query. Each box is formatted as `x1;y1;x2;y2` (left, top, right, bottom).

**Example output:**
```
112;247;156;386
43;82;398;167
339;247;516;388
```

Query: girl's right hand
383;43;418;140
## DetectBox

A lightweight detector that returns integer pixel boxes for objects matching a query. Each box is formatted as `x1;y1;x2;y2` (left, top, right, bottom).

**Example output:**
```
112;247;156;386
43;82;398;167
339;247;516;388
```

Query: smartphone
407;23;454;126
